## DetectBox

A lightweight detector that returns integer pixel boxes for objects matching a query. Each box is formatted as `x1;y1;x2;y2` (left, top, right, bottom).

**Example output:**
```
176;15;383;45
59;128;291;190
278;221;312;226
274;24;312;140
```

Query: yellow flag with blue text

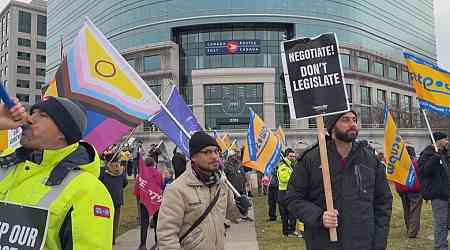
222;133;231;149
383;107;415;186
213;131;227;152
242;111;282;176
275;126;287;152
404;52;450;117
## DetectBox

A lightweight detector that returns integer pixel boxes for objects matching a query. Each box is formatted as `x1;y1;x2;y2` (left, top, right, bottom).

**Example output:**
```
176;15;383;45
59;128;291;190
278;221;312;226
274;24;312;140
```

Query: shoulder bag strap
179;186;222;243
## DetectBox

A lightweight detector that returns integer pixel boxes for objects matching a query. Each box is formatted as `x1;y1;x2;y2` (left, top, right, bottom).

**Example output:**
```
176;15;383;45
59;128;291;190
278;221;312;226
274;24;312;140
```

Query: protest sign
280;33;350;242
0;202;49;250
281;33;349;119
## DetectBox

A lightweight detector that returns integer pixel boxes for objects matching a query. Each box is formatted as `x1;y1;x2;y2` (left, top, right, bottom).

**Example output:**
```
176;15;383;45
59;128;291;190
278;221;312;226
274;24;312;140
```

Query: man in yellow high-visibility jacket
0;97;114;250
277;148;300;238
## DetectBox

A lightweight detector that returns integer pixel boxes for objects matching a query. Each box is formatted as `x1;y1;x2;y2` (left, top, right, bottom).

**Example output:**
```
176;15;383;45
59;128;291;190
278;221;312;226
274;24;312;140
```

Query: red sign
134;156;163;216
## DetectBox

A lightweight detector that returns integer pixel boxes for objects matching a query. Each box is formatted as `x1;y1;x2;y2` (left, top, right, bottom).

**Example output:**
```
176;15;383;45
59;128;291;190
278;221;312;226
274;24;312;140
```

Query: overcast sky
1;0;449;69
435;0;450;69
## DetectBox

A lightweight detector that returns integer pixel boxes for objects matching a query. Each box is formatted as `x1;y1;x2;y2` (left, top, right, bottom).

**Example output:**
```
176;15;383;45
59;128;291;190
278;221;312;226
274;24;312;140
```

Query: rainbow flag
242;111;282;176
383;106;415;186
404;52;450;117
45;18;161;152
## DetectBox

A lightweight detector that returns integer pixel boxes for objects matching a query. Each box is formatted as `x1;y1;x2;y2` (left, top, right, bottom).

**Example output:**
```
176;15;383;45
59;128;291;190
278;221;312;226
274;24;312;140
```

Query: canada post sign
205;40;261;55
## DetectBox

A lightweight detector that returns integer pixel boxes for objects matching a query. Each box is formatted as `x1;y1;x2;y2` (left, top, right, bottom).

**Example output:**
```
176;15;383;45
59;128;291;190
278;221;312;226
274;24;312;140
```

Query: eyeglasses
199;149;220;155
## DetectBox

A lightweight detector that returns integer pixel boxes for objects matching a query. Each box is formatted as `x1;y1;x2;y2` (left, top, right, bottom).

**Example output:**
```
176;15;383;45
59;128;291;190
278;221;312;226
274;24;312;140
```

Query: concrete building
0;0;46;106
46;0;437;152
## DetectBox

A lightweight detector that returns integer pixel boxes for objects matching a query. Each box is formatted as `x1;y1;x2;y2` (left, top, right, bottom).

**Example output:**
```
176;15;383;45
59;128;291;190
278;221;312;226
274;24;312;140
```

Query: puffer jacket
418;145;450;201
157;165;241;250
284;139;392;250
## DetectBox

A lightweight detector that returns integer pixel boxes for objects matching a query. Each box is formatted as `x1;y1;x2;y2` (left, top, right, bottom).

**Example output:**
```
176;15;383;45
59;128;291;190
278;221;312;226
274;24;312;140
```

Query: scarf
192;164;221;186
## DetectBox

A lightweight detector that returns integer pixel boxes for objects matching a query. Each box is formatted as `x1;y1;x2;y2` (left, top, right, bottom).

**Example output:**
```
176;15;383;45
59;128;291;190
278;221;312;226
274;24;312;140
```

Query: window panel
357;57;369;73
18;11;31;33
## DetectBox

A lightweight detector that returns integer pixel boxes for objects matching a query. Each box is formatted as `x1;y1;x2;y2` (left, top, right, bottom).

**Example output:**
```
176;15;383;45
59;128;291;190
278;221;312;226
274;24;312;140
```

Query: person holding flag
394;146;422;239
157;131;249;250
418;132;450;250
284;110;392;250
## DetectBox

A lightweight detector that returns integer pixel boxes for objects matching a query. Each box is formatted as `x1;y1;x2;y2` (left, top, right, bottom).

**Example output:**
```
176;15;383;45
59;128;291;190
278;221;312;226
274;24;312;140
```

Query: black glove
235;195;252;216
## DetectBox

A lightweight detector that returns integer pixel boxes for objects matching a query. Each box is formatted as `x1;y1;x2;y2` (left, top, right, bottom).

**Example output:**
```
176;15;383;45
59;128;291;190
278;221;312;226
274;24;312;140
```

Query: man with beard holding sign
284;111;392;250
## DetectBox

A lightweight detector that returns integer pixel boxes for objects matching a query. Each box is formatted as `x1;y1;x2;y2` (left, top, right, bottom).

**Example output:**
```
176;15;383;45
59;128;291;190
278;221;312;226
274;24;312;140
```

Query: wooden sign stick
316;115;338;242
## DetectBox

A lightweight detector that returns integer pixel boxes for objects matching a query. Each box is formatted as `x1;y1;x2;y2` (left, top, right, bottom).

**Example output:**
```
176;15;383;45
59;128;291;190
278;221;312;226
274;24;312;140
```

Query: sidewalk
113;207;259;250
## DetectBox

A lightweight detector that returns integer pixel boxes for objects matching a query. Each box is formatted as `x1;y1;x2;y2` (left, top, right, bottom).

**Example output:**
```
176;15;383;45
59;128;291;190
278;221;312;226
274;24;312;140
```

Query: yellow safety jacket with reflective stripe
0;142;114;250
277;159;293;191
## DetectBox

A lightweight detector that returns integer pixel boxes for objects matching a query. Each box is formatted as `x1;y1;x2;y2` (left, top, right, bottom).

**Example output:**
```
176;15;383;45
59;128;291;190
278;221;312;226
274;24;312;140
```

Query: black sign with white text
280;33;349;119
0;202;49;250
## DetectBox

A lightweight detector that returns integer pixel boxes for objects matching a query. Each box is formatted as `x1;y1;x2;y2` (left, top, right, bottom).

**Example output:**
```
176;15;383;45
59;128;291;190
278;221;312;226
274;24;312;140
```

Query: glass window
402;70;409;83
36;68;45;76
126;58;136;70
36;55;46;63
17;51;31;61
37;15;46;36
17;65;30;74
360;86;371;105
388;66;398;80
340;54;350;69
36;41;46;50
204;83;263;130
143;55;161;71
357;57;369;73
390;92;400;108
16;79;30;88
16;93;29;103
35;95;41;103
36;81;44;89
346;84;352;103
377;89;386;105
373;62;384;76
18;38;31;47
403;95;412;112
18;11;31;33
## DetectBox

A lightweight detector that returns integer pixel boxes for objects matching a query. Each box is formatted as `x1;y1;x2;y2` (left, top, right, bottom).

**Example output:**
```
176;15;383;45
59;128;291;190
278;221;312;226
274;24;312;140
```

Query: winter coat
284;140;393;250
277;158;293;191
156;166;241;250
99;167;128;207
418;145;450;201
172;152;187;179
223;159;246;194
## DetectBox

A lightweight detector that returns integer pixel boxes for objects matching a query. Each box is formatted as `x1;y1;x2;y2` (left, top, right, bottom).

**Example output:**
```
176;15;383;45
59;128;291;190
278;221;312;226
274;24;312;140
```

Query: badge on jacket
94;205;111;218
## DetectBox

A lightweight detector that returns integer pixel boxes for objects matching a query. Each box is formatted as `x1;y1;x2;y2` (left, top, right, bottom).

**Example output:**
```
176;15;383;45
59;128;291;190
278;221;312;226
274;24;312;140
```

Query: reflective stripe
37;170;82;208
0;167;14;182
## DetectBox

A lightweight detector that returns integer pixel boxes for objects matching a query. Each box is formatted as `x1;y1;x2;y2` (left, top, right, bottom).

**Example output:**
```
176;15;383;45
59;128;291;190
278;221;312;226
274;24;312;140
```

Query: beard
334;128;358;143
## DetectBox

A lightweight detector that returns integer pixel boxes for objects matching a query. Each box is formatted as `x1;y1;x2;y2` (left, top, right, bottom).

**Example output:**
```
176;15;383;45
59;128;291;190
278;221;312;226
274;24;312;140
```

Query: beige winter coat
157;166;241;250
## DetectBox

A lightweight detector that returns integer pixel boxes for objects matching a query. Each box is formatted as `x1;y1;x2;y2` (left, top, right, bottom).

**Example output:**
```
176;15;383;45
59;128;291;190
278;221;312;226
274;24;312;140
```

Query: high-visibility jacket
0;142;114;250
277;158;293;191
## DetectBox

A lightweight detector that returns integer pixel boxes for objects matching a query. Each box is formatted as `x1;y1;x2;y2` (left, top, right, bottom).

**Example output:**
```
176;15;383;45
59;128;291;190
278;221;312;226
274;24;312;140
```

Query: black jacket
418;145;450;201
284;140;392;250
172;152;187;179
223;159;246;194
99;167;128;207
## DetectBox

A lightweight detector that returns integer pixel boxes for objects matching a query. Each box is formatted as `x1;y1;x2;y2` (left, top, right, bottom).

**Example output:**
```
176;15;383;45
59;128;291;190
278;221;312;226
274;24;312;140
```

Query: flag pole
316;115;337;242
421;109;439;152
108;127;137;165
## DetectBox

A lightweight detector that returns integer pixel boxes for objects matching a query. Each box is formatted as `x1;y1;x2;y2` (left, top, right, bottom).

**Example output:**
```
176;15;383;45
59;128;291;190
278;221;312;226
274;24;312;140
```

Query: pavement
113;207;259;250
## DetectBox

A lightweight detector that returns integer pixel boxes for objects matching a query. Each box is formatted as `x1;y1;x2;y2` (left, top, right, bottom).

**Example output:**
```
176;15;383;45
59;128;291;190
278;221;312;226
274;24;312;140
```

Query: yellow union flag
404;52;450;117
242;111;282;176
275;126;287;152
383;108;415;186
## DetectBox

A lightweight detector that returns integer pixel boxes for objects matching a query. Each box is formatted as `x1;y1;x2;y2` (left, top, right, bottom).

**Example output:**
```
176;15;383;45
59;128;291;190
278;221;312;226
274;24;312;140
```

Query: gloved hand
235;195;252;216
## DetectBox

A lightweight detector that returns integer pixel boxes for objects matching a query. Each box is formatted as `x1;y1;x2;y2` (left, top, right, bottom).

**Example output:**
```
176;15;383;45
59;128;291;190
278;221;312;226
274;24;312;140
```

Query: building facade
46;0;436;152
0;0;46;106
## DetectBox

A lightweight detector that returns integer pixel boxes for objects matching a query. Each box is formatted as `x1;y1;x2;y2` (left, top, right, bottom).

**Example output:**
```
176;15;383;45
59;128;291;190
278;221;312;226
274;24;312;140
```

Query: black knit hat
30;96;87;145
325;110;358;134
189;131;219;157
432;132;448;142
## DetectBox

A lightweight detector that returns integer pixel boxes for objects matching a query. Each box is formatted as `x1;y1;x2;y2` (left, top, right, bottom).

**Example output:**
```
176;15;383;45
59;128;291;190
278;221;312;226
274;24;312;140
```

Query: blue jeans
432;199;450;250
